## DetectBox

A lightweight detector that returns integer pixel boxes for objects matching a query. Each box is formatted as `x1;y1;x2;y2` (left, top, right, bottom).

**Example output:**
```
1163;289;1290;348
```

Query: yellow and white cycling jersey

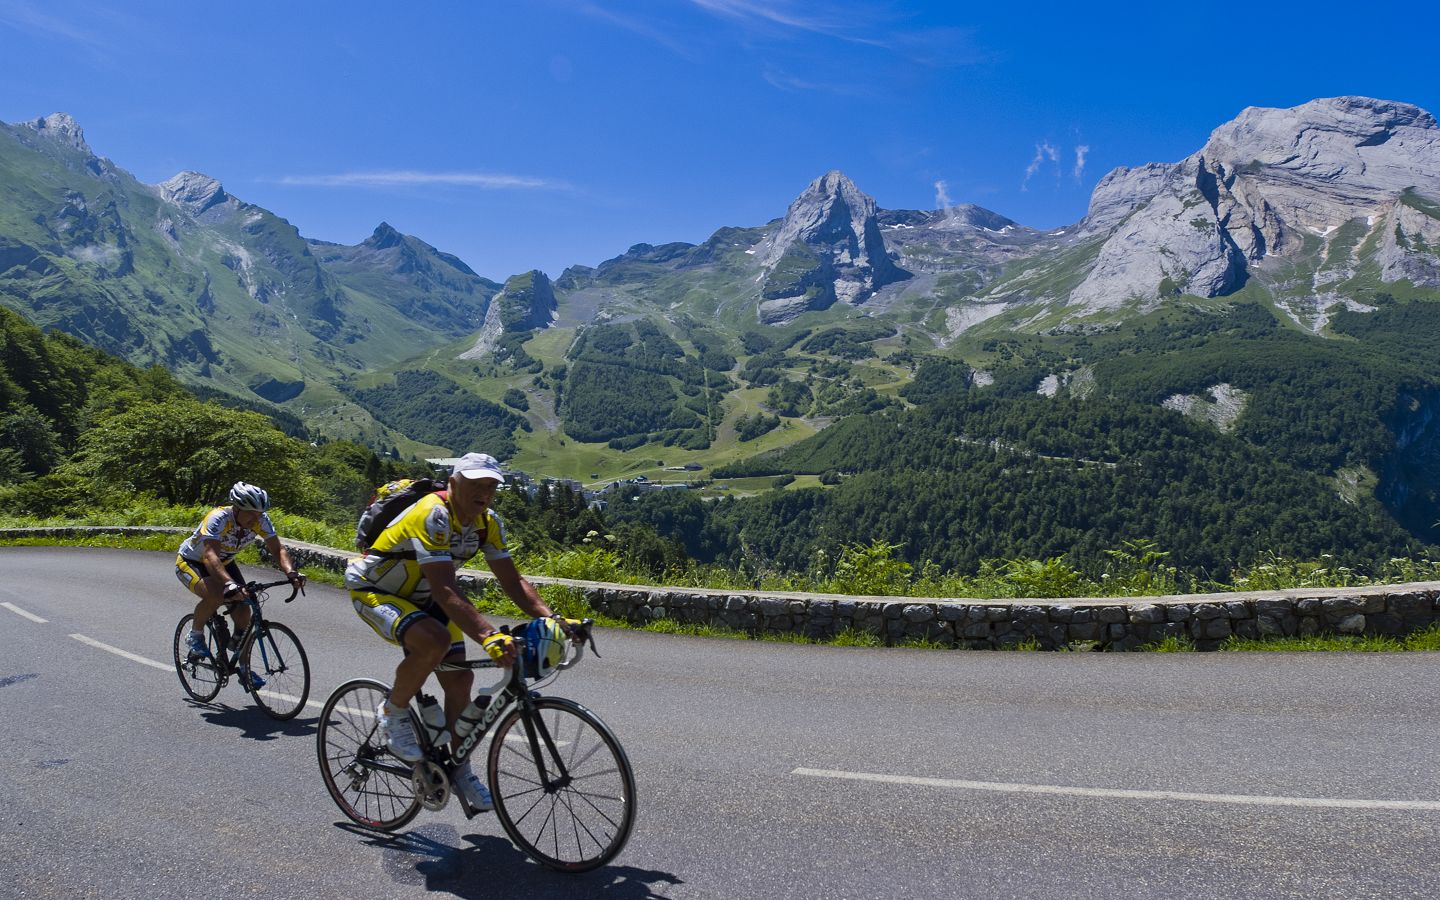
344;492;509;603
177;506;277;563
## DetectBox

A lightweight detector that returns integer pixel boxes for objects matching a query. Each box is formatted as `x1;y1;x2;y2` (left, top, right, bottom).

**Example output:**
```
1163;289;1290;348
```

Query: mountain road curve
2;546;1439;899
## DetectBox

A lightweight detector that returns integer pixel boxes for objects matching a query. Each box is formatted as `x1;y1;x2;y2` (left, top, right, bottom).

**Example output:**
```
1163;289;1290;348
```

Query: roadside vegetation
7;527;1440;652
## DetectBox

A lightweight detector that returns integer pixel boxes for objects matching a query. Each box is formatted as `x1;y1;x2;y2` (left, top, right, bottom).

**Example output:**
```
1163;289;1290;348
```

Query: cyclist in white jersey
175;481;305;686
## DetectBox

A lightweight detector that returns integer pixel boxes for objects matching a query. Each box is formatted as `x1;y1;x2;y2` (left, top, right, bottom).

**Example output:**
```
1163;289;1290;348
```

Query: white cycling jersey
178;506;276;564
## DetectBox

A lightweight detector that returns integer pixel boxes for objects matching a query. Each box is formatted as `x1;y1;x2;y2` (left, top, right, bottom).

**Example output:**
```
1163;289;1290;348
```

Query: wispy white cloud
689;0;885;46
1021;141;1059;191
571;1;698;58
689;0;986;65
761;67;873;97
934;179;954;213
0;0;108;47
276;171;562;190
1073;144;1090;181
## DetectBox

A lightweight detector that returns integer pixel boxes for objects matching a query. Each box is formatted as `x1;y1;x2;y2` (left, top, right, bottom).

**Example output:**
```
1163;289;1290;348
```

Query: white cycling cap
452;452;505;482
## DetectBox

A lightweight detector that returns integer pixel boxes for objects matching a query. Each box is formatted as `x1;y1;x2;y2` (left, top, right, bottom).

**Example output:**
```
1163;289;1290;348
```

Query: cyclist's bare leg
434;652;473;747
390;617;451;708
230;601;252;635
190;576;229;633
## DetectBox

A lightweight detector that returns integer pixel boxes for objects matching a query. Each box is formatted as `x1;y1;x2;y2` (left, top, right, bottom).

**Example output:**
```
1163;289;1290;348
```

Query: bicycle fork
518;701;573;793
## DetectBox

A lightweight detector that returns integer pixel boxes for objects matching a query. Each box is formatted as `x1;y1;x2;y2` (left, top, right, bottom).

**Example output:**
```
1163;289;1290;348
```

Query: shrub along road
3;546;1439;899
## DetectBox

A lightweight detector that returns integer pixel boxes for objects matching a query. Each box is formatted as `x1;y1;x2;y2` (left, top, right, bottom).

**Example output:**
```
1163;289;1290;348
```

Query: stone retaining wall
7;527;1440;650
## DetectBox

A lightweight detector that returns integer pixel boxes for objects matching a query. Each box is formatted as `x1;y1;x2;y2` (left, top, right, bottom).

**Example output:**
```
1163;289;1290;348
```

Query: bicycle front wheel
172;614;223;702
488;697;636;873
247;621;310;720
316;678;421;831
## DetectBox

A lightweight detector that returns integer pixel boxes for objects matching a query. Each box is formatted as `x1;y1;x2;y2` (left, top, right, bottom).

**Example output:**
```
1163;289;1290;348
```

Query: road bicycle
172;578;310;720
316;618;636;873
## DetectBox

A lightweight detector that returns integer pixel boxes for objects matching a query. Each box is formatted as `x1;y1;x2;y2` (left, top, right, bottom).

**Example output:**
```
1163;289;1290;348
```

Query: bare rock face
1068;98;1440;311
1070;181;1244;310
494;269;557;331
754;170;909;324
23;113;91;153
1079;163;1178;234
1378;193;1440;287
158;171;232;218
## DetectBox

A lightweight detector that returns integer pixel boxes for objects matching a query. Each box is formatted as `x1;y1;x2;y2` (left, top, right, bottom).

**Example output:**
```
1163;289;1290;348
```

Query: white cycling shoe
453;763;494;812
375;702;423;763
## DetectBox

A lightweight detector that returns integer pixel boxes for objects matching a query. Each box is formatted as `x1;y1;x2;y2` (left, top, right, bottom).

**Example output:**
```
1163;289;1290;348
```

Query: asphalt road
2;546;1439;899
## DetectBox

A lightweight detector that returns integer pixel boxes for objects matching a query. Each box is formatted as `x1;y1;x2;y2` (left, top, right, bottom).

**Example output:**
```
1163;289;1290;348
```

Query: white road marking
69;634;172;671
53;636;522;729
254;688;326;712
2;601;47;623
792;768;1440;812
67;634;328;710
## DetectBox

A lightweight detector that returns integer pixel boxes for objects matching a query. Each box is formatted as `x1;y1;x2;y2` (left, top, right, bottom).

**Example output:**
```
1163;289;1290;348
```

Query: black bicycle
172;578;310;720
316;618;636;873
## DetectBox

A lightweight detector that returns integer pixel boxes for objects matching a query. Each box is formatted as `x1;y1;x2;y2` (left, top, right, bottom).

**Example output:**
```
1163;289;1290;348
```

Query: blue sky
2;0;1435;281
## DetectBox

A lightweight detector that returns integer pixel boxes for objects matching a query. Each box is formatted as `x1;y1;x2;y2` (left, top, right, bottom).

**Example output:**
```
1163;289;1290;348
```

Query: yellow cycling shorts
175;555;242;598
350;590;464;654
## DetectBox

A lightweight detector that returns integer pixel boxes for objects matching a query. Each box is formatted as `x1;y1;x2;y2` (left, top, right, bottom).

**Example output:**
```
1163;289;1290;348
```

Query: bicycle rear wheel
172;614;223;702
487;696;636;873
316;678;421;831
247;621;310;720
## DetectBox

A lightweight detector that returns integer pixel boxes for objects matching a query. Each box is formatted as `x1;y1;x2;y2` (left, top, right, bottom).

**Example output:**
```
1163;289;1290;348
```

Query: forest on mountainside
344;370;530;462
560;321;727;448
605;302;1440;580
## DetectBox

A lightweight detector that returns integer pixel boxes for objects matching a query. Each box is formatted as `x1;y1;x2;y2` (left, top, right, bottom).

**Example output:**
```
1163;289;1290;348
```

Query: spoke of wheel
559;787;607;854
568;785;624;830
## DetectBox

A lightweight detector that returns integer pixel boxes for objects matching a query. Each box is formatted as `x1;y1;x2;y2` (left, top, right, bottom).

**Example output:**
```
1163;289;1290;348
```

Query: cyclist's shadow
339;822;683;899
186;700;318;741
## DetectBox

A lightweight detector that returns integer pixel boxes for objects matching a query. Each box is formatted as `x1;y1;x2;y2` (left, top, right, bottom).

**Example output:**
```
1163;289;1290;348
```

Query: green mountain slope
0;115;504;452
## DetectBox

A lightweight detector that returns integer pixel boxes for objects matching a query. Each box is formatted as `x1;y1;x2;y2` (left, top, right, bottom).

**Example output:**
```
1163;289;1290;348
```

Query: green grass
639;619;749;639
1143;635;1197;652
1220;623;1440;652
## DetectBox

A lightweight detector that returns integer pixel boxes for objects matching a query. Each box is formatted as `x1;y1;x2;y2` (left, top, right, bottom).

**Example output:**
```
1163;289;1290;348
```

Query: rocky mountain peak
1200;96;1440;209
158;171;230;217
1065;96;1440;317
753;170;909;324
364;222;405;250
1080;162;1177;233
23;113;90;154
757;170;877;268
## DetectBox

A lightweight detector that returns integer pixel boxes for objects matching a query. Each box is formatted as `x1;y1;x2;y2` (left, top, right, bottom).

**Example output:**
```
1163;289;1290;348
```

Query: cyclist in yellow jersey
175;481;305;688
345;452;561;811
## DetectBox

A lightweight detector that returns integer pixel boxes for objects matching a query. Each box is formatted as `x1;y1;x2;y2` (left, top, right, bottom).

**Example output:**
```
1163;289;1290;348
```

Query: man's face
451;476;499;522
235;508;262;529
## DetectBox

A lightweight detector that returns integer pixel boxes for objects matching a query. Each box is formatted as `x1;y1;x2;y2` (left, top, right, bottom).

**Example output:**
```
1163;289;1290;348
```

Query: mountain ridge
3;97;1440;481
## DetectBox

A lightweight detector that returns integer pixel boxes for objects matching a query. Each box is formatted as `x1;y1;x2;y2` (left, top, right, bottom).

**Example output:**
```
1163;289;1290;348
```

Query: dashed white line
255;688;325;712
792;768;1440;812
69;633;172;671
2;601;47;623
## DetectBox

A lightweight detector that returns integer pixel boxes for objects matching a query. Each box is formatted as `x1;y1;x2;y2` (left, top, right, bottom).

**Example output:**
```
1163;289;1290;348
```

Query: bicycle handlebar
433;617;598;673
243;578;306;604
557;618;598;671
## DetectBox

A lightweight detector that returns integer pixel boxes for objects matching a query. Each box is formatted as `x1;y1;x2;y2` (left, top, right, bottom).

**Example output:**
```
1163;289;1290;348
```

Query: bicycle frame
440;620;596;769
211;579;302;680
358;621;598;809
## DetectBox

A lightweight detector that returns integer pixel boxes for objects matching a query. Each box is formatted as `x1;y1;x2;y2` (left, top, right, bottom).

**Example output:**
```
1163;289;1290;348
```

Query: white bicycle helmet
229;481;270;511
